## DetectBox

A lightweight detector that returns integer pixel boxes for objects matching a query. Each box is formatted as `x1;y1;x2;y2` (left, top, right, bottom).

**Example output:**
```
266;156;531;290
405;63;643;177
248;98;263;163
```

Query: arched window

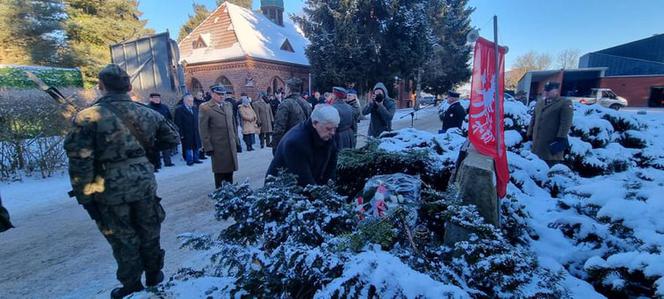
215;76;234;94
190;77;203;95
271;76;284;95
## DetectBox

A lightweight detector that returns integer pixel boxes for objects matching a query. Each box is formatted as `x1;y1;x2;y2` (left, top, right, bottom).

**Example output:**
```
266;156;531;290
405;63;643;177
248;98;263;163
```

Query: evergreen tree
297;0;438;94
381;0;434;81
421;0;474;95
217;0;253;10
64;0;153;87
294;0;392;92
178;3;211;42
0;0;68;66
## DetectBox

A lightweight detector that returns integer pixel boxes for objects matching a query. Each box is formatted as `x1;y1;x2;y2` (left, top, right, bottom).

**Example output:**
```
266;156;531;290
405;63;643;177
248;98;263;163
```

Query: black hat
98;64;131;92
544;82;560;92
447;90;460;98
210;84;227;95
149;93;161;98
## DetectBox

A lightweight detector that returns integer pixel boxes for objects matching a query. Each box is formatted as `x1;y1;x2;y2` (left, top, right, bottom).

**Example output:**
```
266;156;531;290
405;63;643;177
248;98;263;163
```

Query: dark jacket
362;82;396;138
225;97;240;127
439;101;466;132
308;96;324;110
269;98;281;120
267;120;338;187
174;104;202;150
271;93;312;150
193;97;206;108
148;102;172;121
332;100;356;150
0;194;14;232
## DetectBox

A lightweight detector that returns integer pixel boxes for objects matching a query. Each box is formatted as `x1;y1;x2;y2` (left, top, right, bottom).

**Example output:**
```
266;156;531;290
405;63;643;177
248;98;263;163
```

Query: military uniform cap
333;86;347;99
447;90;460;98
209;84;227;95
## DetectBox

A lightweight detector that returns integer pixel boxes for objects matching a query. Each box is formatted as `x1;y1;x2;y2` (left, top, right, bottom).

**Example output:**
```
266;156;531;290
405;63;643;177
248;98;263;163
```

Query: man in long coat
346;89;362;147
252;92;274;148
174;94;202;166
330;87;356;150
527;82;574;166
199;84;239;188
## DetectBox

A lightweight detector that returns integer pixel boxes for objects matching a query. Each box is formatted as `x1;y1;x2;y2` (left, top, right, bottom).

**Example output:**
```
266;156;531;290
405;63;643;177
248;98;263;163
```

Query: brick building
178;1;310;99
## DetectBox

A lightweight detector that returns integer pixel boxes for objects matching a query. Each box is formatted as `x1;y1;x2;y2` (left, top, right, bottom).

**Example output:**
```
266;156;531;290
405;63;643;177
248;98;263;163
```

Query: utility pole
493;15;502;159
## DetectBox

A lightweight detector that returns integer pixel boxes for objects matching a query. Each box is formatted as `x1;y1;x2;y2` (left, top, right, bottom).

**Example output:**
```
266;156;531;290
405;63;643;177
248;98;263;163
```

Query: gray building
579;34;664;76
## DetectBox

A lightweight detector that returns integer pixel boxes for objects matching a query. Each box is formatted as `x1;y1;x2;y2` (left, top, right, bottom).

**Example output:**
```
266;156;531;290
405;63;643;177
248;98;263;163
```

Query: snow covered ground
0;106;440;298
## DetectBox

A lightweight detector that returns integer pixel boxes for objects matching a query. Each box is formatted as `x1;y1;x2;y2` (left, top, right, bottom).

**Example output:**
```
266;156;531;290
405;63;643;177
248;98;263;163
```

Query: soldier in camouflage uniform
271;78;312;154
64;64;180;299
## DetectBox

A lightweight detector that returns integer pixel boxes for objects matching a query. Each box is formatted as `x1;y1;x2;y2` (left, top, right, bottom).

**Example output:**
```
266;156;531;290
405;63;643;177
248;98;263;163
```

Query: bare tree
556;49;581;69
506;51;552;90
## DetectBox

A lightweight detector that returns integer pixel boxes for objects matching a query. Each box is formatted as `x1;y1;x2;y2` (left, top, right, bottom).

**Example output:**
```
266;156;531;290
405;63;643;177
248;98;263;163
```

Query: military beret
209;84;227;95
98;64;131;92
448;90;460;98
149;93;161;98
544;82;560;91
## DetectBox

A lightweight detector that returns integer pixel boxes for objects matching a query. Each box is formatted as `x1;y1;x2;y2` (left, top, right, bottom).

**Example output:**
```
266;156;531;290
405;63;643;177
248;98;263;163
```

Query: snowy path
0;106;441;298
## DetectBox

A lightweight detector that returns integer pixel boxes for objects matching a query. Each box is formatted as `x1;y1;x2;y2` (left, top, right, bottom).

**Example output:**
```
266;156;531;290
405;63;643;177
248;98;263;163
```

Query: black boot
146;270;164;287
111;282;144;299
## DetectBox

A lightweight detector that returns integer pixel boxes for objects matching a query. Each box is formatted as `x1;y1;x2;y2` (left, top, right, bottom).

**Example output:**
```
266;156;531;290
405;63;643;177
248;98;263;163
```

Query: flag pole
493;15;501;158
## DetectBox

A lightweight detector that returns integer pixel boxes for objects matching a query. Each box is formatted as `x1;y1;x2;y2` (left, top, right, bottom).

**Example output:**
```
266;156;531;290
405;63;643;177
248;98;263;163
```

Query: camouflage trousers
95;196;166;286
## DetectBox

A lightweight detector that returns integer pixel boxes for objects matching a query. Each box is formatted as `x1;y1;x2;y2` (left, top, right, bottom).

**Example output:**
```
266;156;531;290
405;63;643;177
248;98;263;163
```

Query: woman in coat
238;97;260;151
199;85;239;188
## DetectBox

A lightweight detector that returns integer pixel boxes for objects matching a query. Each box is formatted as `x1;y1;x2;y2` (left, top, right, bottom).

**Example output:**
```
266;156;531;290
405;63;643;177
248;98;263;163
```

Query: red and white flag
468;37;509;198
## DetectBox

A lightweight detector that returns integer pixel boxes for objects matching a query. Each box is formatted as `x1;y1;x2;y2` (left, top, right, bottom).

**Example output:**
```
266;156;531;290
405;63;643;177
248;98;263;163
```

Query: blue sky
139;0;663;68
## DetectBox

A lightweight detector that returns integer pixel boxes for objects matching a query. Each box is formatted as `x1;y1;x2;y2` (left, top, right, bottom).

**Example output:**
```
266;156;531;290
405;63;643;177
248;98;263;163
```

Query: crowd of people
1;63;574;299
57;64;400;298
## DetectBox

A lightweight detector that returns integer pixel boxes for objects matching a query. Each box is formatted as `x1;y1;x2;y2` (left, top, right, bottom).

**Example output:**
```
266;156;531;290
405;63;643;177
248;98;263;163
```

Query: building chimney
260;0;284;26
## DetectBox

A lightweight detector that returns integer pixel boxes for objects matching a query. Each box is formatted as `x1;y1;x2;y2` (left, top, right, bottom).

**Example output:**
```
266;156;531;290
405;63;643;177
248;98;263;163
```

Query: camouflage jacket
64;93;180;205
271;94;312;148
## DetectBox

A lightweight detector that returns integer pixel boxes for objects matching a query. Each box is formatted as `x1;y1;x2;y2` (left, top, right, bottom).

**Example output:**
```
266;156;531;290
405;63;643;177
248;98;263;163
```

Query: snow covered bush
158;103;664;298
336;129;464;196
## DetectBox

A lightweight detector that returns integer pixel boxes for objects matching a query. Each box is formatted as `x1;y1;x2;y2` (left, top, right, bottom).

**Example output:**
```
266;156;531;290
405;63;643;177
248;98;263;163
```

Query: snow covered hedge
151;100;663;298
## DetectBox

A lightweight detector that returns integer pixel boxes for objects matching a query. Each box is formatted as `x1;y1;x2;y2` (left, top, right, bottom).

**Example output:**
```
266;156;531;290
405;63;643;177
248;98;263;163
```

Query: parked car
419;95;436;105
565;88;628;110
